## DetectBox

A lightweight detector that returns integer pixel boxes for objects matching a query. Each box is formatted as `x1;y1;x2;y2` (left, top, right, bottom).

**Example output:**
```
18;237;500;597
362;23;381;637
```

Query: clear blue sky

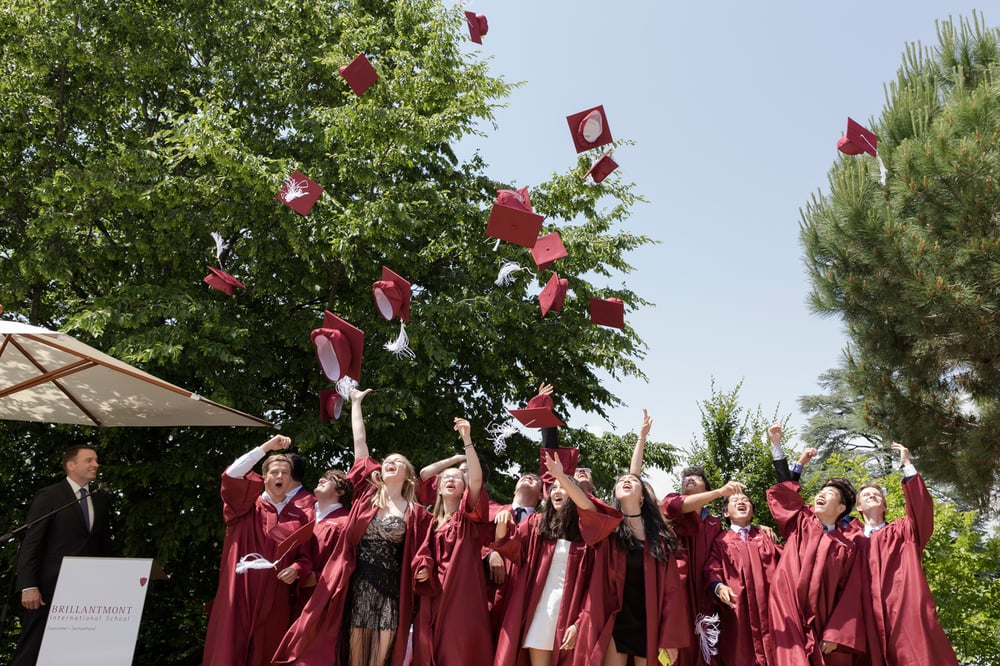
456;1;988;487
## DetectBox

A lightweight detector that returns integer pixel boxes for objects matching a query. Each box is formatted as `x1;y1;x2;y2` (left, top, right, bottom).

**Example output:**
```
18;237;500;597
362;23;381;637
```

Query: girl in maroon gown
492;452;621;666
576;410;689;666
272;388;435;666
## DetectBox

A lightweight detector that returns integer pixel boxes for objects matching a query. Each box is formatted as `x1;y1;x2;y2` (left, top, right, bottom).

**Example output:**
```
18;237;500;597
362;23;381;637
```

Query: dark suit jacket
15;479;113;598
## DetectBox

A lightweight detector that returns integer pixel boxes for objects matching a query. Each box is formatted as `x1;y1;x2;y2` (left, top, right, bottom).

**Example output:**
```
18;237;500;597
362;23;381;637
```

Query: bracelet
463;443;474;449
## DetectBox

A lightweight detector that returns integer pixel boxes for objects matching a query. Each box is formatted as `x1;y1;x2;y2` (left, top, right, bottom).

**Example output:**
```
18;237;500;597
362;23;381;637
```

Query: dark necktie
79;488;90;531
514;507;526;524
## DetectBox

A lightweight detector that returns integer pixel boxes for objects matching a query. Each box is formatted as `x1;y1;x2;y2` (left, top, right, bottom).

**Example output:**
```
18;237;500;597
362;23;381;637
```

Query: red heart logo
140;577;148;587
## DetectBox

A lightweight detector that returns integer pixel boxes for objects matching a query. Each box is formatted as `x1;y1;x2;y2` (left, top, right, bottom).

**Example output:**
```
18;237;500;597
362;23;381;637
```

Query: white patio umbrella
0;320;273;427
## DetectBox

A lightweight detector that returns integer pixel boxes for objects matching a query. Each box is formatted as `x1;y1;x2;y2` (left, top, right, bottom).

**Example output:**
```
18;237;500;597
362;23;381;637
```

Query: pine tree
800;12;1000;509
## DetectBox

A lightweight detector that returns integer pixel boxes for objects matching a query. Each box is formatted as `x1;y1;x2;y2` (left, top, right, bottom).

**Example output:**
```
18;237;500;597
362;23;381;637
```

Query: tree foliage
0;0;653;661
686;380;789;532
800;12;1000;509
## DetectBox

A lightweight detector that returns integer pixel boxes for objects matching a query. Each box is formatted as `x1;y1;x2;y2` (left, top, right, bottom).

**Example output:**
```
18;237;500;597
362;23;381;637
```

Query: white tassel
876;154;888;186
236;553;276;574
211;231;229;266
694;612;720;663
384;321;416;359
486;421;518;453
336;376;359;400
495;261;529;287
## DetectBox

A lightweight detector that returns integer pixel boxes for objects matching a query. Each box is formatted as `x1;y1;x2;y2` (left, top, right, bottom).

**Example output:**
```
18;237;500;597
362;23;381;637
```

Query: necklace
623;512;642;518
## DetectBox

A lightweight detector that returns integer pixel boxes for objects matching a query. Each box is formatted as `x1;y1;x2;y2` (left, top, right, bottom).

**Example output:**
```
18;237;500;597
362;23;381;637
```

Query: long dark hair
611;478;679;562
536;479;583;542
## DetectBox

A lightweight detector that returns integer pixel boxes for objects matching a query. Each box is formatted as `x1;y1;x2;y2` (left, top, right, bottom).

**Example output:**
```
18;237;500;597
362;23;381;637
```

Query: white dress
523;538;572;649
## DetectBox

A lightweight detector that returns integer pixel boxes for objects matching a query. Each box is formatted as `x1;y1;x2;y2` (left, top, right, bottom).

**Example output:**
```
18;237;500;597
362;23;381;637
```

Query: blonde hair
370;454;417;509
262;454;291;475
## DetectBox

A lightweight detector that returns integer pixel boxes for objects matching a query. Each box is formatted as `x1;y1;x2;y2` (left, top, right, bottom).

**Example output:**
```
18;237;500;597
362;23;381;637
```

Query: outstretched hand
542;450;565;478
767;423;783;445
351;387;373;405
454;417;472;445
891;442;911;466
798;447;818;467
537;382;554;397
639;409;652;439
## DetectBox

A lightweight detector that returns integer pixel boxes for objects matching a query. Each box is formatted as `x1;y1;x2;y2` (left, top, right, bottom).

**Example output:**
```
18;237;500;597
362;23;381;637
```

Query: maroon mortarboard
311;311;364;382
585;150;619;184
590;297;625;329
567;105;613;154
531;232;567;271
320;388;345;422
837;117;878;157
372;266;411;322
539;272;568;317
540;447;580;487
274;522;315;563
486;189;544;249
465;11;488;44
203;266;246;296
278;171;324;216
339;53;379;97
509;392;564;428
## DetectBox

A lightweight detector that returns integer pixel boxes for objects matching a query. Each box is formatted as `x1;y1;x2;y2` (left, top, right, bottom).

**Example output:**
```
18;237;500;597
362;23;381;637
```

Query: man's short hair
62;445;96;470
680;465;712;491
822;477;857;521
322;469;354;507
285;451;307;482
262;454;291;475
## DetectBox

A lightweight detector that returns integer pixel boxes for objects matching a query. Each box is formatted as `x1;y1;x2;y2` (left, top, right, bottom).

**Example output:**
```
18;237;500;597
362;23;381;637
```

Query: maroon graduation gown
864;474;958;666
203;472;313;666
703;526;782;666
486;501;524;645
574;531;690;666
295;506;350;615
766;481;866;666
413;487;493;666
491;499;621;666
271;457;436;666
662;493;724;666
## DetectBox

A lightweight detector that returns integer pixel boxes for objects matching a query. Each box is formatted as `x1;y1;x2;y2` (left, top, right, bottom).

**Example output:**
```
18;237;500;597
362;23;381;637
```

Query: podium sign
38;557;154;666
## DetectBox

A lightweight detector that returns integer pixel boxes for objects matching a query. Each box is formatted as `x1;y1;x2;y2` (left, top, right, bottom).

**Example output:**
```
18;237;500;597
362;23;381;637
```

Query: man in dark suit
13;445;113;665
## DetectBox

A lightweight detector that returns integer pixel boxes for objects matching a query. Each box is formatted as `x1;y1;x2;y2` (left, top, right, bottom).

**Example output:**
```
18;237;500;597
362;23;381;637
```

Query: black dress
349;514;406;630
611;539;648;657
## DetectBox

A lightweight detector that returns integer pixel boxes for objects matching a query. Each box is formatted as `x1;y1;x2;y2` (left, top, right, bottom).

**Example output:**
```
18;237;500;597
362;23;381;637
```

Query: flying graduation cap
465;11;488;44
837;117;887;185
486;187;544;248
311;311;364;384
539;272;569;317
278;171;324;216
339;53;379;96
590;297;625;329
372;266;415;359
531;232;567;271
585;150;619;184
203;266;246;296
567;105;613;154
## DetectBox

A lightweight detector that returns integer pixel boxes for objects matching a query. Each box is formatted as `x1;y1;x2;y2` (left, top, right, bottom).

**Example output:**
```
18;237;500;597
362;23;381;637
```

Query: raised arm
629;409;652;477
351;388;373;461
454;417;483;507
419;453;467;481
543;450;595;512
676;480;746;513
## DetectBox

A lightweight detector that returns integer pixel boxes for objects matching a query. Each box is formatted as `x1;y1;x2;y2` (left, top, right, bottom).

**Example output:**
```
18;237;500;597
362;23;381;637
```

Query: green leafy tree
0;0;652;661
800;12;1000;508
686;380;788;531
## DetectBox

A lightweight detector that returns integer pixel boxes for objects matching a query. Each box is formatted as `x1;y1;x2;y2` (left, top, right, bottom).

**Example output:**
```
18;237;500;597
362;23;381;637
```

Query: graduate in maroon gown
766;425;866;666
203;435;314;666
295;469;354;614
704;492;781;666
853;443;958;666
492;452;621;666
272;388;435;666
661;465;745;666
487;471;543;644
575;410;689;666
412;417;493;665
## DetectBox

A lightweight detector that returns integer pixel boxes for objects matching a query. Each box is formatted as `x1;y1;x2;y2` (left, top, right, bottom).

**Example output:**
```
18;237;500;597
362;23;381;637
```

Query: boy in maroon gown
203;435;313;666
766;424;866;665
853;442;958;666
660;466;745;665
704;492;781;665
